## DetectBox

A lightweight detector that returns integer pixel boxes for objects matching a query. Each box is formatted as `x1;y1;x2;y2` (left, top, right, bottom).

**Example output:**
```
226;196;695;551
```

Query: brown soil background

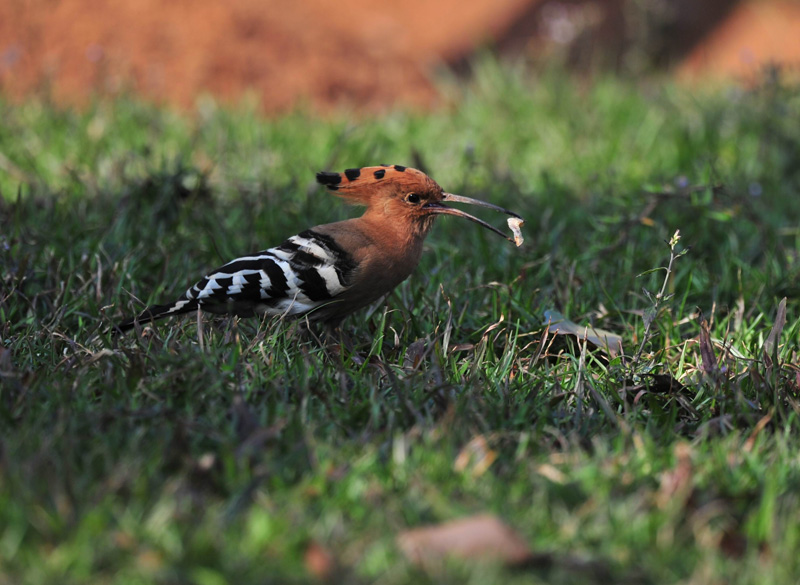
1;0;799;113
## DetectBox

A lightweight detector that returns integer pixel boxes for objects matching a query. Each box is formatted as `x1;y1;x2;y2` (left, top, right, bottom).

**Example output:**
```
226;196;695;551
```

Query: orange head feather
316;165;441;204
316;165;522;241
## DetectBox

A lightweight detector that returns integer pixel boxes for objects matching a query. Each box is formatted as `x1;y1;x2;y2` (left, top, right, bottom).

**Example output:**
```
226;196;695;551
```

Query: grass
2;61;800;584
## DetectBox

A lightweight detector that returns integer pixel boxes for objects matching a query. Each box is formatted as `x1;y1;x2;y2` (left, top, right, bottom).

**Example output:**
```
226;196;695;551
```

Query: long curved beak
423;192;522;243
442;193;522;219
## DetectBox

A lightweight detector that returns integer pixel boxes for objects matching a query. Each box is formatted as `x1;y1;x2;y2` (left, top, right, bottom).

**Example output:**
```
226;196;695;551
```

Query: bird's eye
406;193;421;204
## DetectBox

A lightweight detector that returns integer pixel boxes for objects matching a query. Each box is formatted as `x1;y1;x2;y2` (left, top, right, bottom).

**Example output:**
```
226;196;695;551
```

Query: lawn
2;62;800;584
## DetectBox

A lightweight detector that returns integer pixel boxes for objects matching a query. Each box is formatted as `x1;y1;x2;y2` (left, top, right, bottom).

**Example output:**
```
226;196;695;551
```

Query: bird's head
316;165;521;241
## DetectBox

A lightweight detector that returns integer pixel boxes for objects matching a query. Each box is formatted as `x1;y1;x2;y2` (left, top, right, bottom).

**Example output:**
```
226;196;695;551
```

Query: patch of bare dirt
679;0;800;81
1;0;799;113
0;0;530;112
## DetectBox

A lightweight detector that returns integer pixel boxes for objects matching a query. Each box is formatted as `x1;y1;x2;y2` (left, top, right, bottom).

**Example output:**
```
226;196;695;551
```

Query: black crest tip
316;171;342;190
344;168;361;181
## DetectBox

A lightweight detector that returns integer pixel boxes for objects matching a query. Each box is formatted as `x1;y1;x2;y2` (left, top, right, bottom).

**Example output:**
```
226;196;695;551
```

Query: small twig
197;306;205;352
633;230;685;365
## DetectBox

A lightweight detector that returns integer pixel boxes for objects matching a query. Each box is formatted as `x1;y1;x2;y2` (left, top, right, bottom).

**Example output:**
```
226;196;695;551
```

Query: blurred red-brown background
1;0;799;113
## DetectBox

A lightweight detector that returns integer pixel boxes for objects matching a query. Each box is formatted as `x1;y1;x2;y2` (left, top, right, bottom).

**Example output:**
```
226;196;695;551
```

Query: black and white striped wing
181;229;357;318
116;229;358;332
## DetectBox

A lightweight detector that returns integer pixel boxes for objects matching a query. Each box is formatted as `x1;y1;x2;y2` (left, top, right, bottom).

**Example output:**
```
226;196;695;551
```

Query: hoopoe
115;165;523;333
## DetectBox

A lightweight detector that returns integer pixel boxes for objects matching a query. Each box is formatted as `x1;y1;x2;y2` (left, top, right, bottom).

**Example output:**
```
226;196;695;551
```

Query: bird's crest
316;165;442;205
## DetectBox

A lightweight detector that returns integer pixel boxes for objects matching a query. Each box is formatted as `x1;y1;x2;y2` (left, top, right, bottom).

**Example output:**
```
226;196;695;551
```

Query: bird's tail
114;298;199;334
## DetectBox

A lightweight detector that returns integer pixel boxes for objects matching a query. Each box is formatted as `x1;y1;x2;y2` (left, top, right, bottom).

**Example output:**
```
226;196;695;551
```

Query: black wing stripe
289;249;323;268
299;230;358;286
260;257;290;298
188;255;291;301
210;276;233;299
119;229;359;332
277;241;301;253
296;267;332;301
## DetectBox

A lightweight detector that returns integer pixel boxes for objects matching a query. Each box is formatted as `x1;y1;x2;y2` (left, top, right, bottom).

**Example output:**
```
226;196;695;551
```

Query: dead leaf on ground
698;318;717;376
453;435;497;477
397;514;532;567
763;297;787;369
304;541;336;579
743;413;772;453
543;310;623;357
536;463;568;484
404;339;427;371
657;442;694;509
449;343;475;352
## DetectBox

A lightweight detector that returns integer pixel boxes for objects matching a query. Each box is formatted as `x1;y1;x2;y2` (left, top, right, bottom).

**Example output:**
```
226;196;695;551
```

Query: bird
115;165;523;334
